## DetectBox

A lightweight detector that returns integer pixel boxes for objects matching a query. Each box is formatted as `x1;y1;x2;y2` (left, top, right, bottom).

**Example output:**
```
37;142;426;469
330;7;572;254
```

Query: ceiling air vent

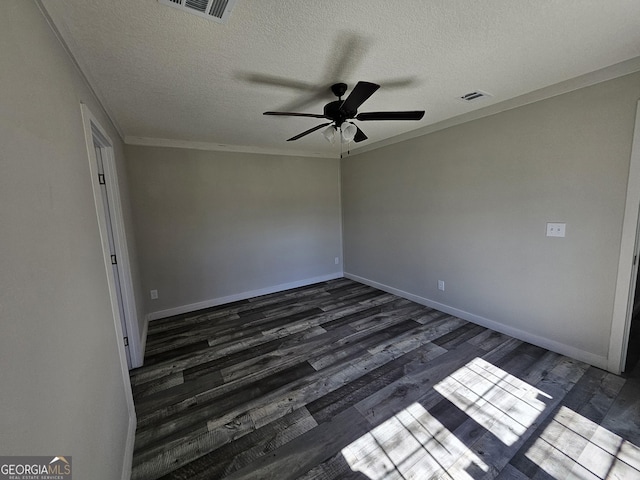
158;0;238;24
459;90;492;102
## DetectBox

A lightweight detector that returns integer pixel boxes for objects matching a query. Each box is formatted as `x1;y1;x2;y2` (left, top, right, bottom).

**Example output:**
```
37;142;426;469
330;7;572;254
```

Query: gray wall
125;145;342;316
0;2;143;478
342;72;640;366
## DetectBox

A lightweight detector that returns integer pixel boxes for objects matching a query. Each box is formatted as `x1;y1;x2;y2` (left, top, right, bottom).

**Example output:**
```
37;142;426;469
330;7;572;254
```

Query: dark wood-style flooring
130;278;640;480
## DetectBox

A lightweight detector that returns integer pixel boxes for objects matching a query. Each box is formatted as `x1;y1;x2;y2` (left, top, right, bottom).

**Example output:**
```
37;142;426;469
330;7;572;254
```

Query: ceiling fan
264;81;425;143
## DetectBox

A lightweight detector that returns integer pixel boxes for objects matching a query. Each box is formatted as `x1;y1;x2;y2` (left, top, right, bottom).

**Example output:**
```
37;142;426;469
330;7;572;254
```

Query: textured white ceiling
41;0;640;157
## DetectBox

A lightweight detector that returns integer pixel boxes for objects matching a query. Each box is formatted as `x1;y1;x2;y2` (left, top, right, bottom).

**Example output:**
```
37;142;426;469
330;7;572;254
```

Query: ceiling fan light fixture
265;81;424;143
323;125;337;143
341;122;357;142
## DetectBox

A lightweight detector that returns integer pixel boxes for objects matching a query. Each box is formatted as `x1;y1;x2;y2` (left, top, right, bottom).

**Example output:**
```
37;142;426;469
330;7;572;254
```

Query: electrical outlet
546;222;566;237
438;280;445;291
334;257;340;265
150;289;158;300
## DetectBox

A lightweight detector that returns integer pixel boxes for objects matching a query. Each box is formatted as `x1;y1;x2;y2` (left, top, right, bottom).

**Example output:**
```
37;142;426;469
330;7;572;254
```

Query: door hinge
98;173;106;185
124;336;129;347
111;254;117;265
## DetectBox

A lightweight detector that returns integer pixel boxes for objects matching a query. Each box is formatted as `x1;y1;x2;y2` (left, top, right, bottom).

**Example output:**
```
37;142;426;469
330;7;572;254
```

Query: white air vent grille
185;0;209;13
210;0;231;18
459;90;492;102
158;0;238;23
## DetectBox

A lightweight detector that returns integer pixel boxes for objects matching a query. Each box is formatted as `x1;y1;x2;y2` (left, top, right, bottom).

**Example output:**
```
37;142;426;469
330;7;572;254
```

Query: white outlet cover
438;280;445;291
546;222;566;237
150;289;158;299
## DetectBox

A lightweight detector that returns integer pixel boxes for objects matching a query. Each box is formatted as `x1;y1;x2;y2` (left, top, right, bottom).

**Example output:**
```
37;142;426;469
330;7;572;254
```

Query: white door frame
94;142;133;367
81;104;138;479
610;100;640;374
81;104;143;369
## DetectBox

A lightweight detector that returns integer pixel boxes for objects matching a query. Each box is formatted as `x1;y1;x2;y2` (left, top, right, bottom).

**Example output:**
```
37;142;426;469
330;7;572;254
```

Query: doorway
610;100;640;374
80;103;142;370
94;142;132;367
625;270;640;374
81;103;139;476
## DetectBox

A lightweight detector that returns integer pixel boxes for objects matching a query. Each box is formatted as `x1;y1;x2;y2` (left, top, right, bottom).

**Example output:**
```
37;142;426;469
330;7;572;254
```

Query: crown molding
127;56;640;160
124;136;338;158
36;0;126;142
350;56;640;157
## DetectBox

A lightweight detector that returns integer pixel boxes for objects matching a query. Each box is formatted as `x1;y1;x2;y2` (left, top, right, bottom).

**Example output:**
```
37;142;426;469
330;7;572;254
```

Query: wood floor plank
210;315;424;394
142;281;364;356
134;324;450;478
132;292;401;386
307;341;451;425
130;279;640;480
600;373;640;445
495;463;533;480
180;330;322;383
433;322;487;349
145;306;325;357
135;370;224;416
155;408;316;480
415;353;585;479
353;340;485;426
295;451;362;480
308;319;421;371
143;340;211;366
132;371;185;399
134;362;317;453
222;407;372;480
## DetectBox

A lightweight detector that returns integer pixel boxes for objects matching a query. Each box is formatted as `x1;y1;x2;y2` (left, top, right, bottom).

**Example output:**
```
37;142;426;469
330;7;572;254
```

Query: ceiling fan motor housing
330;82;348;98
324;100;356;124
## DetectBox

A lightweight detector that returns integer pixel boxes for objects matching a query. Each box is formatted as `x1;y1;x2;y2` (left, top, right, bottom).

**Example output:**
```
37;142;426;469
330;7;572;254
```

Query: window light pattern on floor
341;357;640;480
434;357;550;447
342;401;488;479
526;405;640;479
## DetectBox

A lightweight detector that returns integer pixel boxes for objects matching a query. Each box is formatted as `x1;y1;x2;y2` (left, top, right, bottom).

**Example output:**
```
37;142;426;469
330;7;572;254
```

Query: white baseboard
345;272;608;370
121;409;136;480
147;272;344;321
136;316;149;367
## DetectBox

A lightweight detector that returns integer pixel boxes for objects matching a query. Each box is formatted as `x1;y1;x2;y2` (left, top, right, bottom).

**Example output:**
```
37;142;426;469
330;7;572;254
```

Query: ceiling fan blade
373;76;419;90
324;33;370;85
237;72;316;92
340;81;380;113
276;91;331;114
356;111;425;121
354;126;368;143
264;111;327;119
287;122;332;142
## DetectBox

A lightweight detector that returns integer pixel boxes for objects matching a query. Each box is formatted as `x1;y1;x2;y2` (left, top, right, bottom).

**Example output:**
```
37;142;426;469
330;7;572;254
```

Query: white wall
342;72;640;368
125;145;343;318
0;2;142;478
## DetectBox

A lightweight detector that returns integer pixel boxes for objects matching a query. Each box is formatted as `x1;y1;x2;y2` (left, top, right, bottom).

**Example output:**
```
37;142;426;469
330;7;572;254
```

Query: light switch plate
546;223;566;237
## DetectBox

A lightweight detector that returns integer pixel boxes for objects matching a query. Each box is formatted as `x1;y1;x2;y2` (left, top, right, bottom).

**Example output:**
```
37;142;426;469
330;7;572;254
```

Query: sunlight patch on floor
342;357;640;479
342;357;551;479
342;401;488;480
434;357;551;446
526;405;640;479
